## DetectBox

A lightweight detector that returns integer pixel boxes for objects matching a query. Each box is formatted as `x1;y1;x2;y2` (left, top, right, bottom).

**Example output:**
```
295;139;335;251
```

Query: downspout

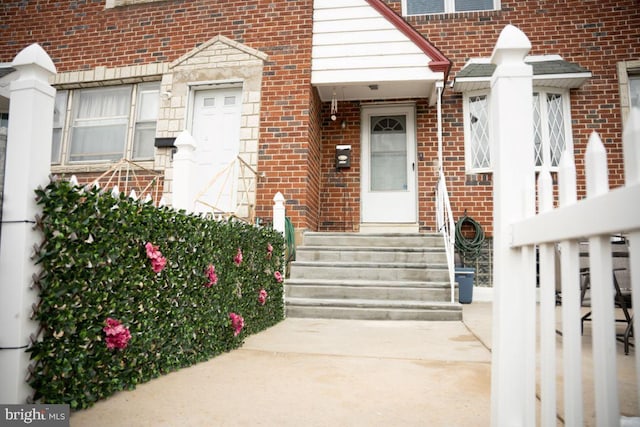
436;81;443;173
434;80;456;303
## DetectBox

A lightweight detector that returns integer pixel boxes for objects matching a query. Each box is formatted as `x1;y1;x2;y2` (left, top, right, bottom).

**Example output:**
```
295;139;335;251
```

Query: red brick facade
1;0;638;236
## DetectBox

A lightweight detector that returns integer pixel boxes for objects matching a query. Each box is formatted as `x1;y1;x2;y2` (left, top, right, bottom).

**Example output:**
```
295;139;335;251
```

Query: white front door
191;87;242;213
361;104;417;223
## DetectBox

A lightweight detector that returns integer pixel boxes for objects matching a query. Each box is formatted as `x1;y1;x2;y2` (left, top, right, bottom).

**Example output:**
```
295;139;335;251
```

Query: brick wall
380;0;640;237
319;101;362;231
2;0;638;235
1;0;316;229
316;1;638;237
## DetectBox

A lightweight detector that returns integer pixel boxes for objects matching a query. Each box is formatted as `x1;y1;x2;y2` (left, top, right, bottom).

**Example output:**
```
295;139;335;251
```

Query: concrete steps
285;232;461;321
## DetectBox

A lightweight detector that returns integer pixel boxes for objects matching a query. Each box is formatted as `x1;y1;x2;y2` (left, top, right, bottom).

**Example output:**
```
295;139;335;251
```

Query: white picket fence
490;25;640;427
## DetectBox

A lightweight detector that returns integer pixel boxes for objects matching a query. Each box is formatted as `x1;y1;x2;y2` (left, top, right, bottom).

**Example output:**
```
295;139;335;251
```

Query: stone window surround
49;36;267;215
617;59;640;124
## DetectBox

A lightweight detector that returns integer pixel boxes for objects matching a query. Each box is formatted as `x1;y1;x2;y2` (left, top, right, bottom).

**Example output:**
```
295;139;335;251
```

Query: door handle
412;162;415;171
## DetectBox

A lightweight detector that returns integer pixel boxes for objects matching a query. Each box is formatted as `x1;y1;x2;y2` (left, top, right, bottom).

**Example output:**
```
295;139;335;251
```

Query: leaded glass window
465;88;572;172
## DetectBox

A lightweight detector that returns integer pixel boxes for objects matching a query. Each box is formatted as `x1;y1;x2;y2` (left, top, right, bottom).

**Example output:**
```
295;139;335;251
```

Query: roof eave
453;72;593;92
364;0;451;78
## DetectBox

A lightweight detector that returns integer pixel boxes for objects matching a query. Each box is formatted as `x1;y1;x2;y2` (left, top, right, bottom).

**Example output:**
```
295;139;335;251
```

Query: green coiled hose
454;213;485;261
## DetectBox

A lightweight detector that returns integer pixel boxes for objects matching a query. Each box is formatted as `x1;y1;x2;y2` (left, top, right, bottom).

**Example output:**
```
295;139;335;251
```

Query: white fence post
489;25;537;426
537;164;557;426
558;148;584;425
586;132;620;426
171;129;197;213
0;44;56;404
273;192;285;235
624;108;640;411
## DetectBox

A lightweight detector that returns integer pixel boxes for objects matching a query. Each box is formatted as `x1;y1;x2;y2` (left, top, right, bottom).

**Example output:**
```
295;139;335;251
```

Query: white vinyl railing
508;114;640;426
436;169;456;303
490;24;639;426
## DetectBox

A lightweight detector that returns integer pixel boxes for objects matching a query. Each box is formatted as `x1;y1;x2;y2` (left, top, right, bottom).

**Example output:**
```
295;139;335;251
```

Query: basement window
402;0;499;15
105;0;167;8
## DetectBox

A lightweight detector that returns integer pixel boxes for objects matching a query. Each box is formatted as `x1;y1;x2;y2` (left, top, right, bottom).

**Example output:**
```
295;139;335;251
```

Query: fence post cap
174;129;197;150
11;43;56;76
491;24;531;66
273;192;285;203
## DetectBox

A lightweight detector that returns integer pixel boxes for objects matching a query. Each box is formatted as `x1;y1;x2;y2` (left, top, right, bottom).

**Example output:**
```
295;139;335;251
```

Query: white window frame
462;90;492;173
617;59;640;124
402;0;500;16
532;88;573;169
53;82;160;167
463;86;574;174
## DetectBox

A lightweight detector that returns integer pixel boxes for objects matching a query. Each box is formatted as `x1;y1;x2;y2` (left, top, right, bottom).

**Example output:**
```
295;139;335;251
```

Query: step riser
286;232;457;321
289;266;449;282
285;285;454;302
295;250;447;264
303;234;444;248
285;306;462;321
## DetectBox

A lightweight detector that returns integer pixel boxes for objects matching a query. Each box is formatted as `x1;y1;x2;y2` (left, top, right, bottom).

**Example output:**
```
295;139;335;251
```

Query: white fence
490;25;640;426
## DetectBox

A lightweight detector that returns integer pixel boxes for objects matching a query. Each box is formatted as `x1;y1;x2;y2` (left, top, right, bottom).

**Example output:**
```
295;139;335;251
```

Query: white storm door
361;105;417;223
191;87;242;213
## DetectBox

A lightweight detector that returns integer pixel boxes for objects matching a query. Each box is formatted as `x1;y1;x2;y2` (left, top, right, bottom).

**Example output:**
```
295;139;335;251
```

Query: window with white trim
463;88;573;172
630;75;640;110
617;59;640;124
403;0;499;15
52;82;160;165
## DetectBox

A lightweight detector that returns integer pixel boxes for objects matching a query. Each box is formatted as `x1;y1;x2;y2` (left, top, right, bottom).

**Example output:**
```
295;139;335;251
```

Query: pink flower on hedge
204;264;218;288
258;289;268;305
234;248;243;266
145;242;167;273
274;271;283;283
267;243;273;259
103;317;131;350
229;312;244;337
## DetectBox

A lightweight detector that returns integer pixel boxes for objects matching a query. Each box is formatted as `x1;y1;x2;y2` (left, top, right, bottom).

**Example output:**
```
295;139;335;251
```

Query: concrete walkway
71;305;493;427
70;303;638;426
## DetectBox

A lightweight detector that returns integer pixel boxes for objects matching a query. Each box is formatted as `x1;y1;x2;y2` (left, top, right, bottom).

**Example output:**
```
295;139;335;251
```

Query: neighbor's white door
361;104;417;223
191;87;242;213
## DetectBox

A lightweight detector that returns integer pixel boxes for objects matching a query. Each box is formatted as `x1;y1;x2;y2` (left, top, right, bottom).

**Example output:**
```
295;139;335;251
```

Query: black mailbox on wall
336;145;351;169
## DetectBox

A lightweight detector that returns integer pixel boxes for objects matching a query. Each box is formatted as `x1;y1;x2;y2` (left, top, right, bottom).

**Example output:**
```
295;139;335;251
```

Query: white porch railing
433;79;456;303
436;169;456;303
490;24;640;426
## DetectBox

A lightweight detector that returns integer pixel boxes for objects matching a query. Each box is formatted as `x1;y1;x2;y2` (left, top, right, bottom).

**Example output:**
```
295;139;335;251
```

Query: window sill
52;160;155;175
403;9;502;21
105;0;169;9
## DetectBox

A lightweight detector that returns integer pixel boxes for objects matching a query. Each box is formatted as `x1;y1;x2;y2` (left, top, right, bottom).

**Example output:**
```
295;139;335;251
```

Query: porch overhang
311;0;450;106
453;55;592;92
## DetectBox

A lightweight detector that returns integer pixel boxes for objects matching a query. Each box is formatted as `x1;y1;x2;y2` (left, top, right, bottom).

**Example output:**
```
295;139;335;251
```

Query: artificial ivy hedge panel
29;178;285;409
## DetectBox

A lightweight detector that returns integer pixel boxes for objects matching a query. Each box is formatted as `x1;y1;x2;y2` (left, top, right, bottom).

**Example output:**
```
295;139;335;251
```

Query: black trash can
455;267;475;304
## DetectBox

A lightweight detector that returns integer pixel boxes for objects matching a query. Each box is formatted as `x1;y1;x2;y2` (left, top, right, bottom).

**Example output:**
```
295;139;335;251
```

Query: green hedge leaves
28;178;285;409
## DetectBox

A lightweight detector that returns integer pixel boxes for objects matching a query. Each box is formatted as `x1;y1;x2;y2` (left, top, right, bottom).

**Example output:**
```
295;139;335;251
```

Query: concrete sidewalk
69;302;638;426
71;305;493;427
